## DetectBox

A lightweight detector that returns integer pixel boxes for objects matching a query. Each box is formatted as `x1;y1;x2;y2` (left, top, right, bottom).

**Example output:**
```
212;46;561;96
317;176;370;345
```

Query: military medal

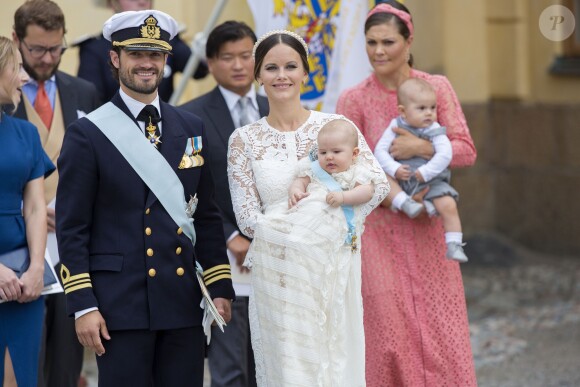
179;155;193;169
192;136;204;166
178;136;204;169
194;153;204;166
179;137;194;169
189;154;200;167
191;136;204;166
145;117;161;148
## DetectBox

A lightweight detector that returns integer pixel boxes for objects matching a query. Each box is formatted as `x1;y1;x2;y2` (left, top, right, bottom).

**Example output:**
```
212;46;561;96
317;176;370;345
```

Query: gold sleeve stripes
60;264;92;294
203;264;232;286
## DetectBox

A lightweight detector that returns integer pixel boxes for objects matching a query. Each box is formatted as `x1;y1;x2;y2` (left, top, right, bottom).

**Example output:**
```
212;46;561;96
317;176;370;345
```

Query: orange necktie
35;81;53;129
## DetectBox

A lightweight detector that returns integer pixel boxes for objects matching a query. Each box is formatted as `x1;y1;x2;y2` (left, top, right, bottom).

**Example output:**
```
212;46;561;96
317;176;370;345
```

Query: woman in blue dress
0;36;55;386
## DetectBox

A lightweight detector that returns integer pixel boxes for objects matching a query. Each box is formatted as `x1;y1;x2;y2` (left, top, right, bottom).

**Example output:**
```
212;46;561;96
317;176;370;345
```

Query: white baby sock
392;192;409;210
445;232;463;244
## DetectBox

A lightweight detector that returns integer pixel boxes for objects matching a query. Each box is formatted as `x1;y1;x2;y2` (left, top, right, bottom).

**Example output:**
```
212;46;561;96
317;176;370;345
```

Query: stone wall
456;102;580;255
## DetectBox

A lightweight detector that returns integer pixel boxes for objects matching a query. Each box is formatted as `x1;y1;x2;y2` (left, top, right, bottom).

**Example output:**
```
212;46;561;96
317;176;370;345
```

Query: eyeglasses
20;38;67;59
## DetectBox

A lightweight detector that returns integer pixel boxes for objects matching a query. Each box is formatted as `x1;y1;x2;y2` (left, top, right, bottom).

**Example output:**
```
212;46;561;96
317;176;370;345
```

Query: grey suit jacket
15;70;101;127
179;87;269;240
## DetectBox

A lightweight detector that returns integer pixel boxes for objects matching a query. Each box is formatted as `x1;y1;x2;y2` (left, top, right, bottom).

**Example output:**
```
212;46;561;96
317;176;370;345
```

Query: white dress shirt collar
119;88;161;120
218;85;258;112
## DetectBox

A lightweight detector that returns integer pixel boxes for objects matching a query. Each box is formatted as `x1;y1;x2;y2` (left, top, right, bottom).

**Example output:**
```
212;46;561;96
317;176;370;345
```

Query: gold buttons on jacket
148;268;156;277
145;208;151;215
177;227;183;235
145;227;152;236
176;267;184;276
147;248;154;257
175;247;182;255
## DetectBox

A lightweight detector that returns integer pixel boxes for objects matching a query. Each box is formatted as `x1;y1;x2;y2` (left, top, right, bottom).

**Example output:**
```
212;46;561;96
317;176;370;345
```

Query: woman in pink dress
336;2;478;386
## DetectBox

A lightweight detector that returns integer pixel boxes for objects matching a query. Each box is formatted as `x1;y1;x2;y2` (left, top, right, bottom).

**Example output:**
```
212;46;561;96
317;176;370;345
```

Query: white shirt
374;117;452;182
119;88;163;134
218;85;260;128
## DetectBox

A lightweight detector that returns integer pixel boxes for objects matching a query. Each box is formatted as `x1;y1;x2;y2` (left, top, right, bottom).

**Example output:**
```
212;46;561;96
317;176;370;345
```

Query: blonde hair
0;36;21;111
318;119;359;148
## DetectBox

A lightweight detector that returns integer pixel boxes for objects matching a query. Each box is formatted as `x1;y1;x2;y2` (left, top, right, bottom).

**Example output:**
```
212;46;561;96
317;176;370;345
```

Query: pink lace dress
337;70;478;387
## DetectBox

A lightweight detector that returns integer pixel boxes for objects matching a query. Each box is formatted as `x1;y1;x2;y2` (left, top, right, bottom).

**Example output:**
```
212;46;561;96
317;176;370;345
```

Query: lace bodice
227;110;388;238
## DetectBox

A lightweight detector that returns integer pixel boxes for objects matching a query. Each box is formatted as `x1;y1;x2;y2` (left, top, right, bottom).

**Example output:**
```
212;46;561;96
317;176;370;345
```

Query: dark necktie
137;105;161;148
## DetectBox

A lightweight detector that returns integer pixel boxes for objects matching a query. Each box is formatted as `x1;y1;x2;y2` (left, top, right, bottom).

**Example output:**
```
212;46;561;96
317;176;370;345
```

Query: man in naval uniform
12;1;101;386
75;0;208;102
56;10;234;386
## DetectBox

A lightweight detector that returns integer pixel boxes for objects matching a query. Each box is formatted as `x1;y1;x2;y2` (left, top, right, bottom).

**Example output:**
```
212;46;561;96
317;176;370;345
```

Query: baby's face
401;91;437;128
317;131;357;174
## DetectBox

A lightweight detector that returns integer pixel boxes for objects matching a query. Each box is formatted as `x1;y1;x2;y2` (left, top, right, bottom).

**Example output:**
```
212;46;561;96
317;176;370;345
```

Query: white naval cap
102;10;178;53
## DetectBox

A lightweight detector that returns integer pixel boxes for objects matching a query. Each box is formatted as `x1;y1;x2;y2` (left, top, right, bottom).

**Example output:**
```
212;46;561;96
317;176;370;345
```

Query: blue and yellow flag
248;0;381;112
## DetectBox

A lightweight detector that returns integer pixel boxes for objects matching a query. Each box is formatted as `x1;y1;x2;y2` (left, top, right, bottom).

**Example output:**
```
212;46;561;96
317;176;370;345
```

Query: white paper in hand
196;264;226;344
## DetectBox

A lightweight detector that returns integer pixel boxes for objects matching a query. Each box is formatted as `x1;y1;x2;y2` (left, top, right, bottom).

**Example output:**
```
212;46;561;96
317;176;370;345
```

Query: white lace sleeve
227;128;262;238
337;115;390;216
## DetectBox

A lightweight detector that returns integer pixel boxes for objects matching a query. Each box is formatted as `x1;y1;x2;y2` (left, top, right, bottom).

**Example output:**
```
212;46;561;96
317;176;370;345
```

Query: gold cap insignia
141;15;161;40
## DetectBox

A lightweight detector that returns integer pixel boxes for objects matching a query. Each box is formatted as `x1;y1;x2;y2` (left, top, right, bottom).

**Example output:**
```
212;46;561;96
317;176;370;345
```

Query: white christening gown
227;111;388;387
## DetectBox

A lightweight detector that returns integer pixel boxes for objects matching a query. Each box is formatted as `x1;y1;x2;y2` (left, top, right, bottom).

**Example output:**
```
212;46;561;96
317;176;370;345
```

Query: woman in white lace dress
227;30;388;386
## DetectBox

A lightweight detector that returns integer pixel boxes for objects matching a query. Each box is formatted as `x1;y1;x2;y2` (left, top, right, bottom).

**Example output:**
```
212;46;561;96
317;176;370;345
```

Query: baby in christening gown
245;119;374;386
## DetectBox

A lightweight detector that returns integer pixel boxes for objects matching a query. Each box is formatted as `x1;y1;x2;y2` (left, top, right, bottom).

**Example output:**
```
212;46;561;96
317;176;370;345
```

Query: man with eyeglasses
12;1;101;387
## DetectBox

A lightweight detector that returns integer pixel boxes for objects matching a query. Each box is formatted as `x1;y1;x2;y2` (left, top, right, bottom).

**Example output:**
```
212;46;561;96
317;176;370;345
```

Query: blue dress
0;112;55;386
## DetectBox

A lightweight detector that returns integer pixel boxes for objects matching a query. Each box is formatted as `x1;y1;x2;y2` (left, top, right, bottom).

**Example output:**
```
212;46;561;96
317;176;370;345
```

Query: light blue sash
86;102;197;248
310;160;357;249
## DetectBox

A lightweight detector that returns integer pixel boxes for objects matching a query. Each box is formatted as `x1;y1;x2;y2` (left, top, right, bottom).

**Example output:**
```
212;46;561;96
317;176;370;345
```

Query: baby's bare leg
381;175;402;207
433;196;468;262
432;196;462;233
385;175;402;200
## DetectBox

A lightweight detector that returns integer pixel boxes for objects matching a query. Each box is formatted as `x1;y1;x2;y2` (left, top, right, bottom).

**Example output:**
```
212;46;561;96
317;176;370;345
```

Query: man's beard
22;58;59;82
119;66;163;95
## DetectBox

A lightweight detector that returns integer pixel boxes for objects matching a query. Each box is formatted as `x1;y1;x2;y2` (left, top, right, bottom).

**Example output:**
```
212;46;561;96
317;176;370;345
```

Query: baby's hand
414;170;425;183
395;165;412;181
288;190;310;208
326;192;344;208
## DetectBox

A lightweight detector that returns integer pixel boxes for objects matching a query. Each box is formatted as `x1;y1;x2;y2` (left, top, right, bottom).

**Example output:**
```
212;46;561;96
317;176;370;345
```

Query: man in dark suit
180;21;268;387
56;10;234;387
12;1;101;386
76;0;208;102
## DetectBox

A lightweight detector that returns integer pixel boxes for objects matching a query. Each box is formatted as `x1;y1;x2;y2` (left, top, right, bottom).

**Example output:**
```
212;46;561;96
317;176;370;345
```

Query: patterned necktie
238;97;253;127
35;81;53;129
137;105;162;149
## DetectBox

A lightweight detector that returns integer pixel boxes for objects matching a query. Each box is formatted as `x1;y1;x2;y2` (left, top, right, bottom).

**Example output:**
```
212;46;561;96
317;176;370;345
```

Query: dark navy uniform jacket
76;34;208;102
56;92;234;331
